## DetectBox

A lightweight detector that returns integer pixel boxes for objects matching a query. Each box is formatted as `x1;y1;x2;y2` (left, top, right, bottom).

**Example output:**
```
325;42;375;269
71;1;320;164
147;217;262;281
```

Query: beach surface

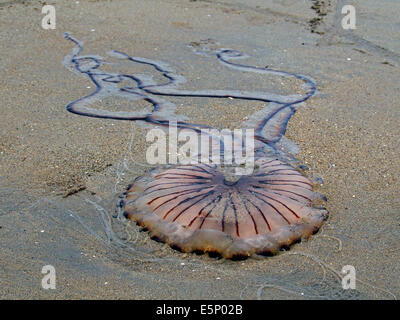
0;0;399;299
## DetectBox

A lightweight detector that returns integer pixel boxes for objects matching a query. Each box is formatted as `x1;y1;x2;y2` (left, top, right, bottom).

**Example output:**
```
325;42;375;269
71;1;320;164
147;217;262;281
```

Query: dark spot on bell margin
230;254;249;261
150;235;162;242
293;238;302;244
312;227;320;235
280;245;290;251
208;251;222;259
170;244;184;252
258;250;274;257
193;250;205;255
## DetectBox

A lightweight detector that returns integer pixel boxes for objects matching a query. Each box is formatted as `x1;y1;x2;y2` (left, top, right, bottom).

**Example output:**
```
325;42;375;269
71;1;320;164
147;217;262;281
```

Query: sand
0;0;399;299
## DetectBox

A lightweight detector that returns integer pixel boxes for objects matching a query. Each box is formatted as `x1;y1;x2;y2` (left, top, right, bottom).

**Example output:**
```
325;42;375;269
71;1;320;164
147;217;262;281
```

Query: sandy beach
0;0;399;299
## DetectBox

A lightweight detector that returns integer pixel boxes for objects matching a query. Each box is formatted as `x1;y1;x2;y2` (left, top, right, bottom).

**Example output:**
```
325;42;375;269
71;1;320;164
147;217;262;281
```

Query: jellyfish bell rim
124;204;327;259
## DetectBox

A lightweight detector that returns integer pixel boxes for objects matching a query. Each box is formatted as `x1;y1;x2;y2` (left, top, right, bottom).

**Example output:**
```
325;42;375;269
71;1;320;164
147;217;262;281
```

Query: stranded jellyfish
123;158;327;259
63;34;328;259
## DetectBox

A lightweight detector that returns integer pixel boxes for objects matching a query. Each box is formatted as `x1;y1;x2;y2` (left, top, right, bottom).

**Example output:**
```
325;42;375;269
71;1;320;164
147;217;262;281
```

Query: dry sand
0;0;399;299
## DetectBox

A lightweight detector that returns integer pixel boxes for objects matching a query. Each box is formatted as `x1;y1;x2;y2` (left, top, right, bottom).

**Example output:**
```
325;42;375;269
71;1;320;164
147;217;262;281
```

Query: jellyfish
64;34;327;259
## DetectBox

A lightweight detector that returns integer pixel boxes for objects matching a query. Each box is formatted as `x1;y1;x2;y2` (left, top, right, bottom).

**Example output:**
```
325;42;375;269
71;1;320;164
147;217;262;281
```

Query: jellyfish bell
123;157;328;259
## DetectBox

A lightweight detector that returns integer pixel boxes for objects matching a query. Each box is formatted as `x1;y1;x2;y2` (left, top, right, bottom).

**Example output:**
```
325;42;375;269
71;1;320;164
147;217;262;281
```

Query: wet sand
0;0;399;299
